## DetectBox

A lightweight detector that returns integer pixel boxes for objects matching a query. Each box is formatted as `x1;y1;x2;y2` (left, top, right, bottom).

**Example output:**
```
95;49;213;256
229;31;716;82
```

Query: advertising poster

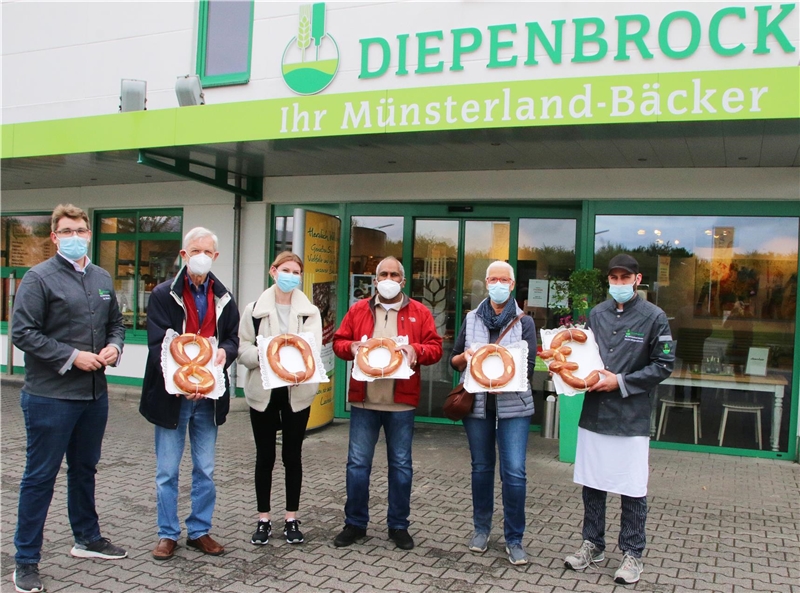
300;210;340;429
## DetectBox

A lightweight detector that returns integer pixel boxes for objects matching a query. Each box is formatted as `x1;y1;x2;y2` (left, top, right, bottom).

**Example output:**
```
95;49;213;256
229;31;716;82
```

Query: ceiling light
120;79;147;112
674;240;680;245
637;229;645;235
175;75;205;106
654;229;662;236
705;230;712;235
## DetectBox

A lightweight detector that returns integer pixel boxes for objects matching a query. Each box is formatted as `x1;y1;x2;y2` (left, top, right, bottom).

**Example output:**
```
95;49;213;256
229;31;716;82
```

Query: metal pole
229;183;243;396
6;272;16;375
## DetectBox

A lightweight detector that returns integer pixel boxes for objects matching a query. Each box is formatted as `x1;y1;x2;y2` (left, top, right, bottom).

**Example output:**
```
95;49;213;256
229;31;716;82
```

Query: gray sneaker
467;532;489;553
13;563;43;593
505;543;528;565
564;540;605;570
614;553;643;584
70;537;127;559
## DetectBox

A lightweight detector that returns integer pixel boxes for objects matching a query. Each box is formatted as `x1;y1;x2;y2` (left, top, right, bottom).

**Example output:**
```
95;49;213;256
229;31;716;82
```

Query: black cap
607;254;639;275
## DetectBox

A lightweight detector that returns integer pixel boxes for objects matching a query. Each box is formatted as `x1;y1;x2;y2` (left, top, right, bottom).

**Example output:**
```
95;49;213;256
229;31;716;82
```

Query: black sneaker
388;528;414;550
13;563;43;593
251;520;272;545
333;524;366;547
284;519;304;544
70;538;127;559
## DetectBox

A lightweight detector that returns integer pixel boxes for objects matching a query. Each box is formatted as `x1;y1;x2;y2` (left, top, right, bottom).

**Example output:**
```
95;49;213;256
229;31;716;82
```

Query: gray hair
376;256;405;280
485;260;515;281
183;227;218;252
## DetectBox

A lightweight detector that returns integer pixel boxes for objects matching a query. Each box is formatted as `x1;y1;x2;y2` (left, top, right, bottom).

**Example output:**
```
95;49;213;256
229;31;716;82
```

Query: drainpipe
230;181;243;396
6;272;15;375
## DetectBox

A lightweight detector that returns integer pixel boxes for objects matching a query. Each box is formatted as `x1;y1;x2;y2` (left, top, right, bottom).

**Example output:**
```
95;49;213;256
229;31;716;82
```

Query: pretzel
170;333;216;395
357;338;404;378
469;344;516;390
267;334;317;385
539;329;600;391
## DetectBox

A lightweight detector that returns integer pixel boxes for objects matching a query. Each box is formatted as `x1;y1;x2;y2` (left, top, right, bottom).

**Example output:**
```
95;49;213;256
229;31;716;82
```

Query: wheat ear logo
281;3;339;95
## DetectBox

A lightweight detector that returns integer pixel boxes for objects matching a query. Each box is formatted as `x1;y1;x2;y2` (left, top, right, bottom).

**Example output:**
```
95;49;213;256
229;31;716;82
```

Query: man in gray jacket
564;254;674;586
11;204;127;593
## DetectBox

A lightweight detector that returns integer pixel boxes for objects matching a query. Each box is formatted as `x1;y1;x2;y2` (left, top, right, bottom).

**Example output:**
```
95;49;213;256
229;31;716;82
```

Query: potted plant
550;267;606;328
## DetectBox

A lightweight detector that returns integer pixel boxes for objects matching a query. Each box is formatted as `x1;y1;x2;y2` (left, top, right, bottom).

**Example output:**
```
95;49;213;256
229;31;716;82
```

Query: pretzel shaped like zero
267;334;317;385
170;333;216;395
538;329;600;391
469;344;516;390
357;338;404;378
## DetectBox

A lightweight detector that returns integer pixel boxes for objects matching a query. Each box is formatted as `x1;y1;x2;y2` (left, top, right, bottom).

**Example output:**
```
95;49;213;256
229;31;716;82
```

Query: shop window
95;210;182;334
595;215;798;453
196;0;254;87
517;218;577;329
1;213;54;324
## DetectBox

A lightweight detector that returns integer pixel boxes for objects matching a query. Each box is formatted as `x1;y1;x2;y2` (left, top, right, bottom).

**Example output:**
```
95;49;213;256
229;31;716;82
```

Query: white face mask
187;253;213;276
376;279;402;300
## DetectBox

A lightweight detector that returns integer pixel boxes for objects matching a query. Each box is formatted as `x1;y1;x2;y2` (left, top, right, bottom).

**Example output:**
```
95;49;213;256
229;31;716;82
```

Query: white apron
573;427;650;498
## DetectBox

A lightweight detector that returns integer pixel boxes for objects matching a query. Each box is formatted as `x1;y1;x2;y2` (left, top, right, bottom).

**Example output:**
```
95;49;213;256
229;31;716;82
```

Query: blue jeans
154;396;218;540
344;406;415;530
462;412;530;545
15;391;109;564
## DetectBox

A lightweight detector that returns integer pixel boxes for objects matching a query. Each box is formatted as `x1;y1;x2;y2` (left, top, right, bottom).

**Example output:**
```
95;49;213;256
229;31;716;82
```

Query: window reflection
595;215;797;452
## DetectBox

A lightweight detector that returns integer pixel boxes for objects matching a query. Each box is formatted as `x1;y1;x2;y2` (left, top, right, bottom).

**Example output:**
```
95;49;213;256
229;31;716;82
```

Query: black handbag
443;313;525;421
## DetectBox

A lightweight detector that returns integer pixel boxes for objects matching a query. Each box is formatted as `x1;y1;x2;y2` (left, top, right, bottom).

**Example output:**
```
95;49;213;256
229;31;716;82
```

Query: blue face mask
488;282;511;304
276;271;301;293
609;283;636;304
58;236;89;261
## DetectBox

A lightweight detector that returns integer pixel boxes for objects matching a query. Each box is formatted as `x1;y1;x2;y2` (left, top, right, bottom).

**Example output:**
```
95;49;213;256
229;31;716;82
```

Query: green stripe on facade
3;67;798;159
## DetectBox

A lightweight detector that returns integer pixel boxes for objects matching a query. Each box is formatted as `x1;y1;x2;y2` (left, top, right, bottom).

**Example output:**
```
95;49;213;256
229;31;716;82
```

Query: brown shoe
152;538;177;560
186;534;225;556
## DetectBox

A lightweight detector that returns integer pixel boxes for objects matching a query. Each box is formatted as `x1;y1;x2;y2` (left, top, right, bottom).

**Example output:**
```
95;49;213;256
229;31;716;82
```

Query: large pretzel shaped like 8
170;333;216;395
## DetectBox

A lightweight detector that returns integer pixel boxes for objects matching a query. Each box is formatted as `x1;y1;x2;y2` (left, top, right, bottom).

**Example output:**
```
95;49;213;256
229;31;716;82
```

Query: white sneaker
564;540;605;570
614;553;643;584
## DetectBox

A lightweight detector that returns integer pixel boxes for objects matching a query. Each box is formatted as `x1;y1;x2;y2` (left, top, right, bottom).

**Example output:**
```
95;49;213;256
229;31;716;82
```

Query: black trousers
582;486;648;558
249;387;310;513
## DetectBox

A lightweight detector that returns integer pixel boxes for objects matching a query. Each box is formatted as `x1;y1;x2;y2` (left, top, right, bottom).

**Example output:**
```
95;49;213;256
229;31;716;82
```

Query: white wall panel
3;1;797;124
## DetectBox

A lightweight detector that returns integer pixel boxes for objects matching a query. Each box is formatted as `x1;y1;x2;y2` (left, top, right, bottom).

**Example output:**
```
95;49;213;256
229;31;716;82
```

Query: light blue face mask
276;271;301;293
488;282;511;304
58;236;89;261
609;282;636;304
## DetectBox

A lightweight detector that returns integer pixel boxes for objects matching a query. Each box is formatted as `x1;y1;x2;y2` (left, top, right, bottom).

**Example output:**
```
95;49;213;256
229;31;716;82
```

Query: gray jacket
580;296;675;437
12;254;125;400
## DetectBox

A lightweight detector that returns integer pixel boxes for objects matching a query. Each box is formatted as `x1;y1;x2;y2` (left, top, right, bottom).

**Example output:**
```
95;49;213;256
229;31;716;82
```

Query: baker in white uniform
564;254;674;585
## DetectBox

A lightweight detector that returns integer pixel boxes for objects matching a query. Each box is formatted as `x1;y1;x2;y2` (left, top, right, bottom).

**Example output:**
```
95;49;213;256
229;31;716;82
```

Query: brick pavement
2;378;798;593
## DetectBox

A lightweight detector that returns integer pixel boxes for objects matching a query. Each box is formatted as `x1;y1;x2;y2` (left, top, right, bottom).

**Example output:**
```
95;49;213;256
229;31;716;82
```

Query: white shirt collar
376;295;402;311
58;251;91;274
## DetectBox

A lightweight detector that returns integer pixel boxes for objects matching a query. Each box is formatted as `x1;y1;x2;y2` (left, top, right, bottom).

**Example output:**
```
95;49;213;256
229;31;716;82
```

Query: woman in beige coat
238;252;322;546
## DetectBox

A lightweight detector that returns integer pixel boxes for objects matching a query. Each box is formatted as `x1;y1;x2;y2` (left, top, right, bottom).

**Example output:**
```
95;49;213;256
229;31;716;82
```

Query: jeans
462;412;530;545
344;406;415;530
250;387;311;513
15;391;109;564
154;396;218;540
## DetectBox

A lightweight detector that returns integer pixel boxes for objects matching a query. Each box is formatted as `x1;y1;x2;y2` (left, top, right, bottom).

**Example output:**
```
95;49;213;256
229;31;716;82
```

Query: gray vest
464;305;534;420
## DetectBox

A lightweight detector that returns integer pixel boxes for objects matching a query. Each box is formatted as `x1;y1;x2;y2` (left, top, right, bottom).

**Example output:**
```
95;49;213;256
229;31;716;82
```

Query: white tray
161;329;226;400
463;340;529;394
540;327;604;395
257;332;329;390
351;335;414;382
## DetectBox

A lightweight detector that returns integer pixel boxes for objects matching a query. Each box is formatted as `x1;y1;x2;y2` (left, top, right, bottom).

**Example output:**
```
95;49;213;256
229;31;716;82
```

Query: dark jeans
344;406;415;530
582;486;648;558
15;391;109;564
250;387;311;513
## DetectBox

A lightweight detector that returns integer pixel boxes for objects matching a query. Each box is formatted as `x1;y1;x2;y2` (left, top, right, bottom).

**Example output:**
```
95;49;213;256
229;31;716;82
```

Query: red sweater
333;295;443;406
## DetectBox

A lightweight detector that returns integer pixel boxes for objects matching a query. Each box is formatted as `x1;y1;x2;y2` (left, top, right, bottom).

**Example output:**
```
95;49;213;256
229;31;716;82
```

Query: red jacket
333;295;443;406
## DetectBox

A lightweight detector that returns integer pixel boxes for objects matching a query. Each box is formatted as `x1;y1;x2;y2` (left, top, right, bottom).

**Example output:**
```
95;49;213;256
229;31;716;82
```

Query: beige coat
237;285;323;412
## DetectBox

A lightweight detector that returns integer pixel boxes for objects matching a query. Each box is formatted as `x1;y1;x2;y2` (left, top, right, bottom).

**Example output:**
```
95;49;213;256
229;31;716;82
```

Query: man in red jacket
332;257;442;550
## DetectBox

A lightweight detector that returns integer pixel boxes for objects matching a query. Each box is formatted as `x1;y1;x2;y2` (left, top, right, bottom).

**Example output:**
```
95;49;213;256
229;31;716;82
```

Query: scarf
475;295;517;332
184;275;217;338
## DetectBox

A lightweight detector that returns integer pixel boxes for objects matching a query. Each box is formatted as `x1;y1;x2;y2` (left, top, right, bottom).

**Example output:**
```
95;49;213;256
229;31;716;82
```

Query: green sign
281;3;340;95
3;67;797;158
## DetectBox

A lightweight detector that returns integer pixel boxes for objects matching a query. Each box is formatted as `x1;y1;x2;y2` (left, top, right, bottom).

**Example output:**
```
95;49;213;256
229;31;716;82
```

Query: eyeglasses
54;228;90;237
486;277;512;285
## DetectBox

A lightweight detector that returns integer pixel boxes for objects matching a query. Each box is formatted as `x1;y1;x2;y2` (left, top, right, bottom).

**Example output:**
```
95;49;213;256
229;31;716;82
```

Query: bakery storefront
1;1;798;459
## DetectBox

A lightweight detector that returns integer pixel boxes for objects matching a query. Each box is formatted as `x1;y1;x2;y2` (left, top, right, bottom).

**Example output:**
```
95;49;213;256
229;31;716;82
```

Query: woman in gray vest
450;261;537;566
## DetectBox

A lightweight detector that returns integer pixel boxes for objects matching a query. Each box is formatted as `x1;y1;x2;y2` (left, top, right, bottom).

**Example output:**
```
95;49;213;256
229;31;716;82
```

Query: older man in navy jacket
140;227;239;561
